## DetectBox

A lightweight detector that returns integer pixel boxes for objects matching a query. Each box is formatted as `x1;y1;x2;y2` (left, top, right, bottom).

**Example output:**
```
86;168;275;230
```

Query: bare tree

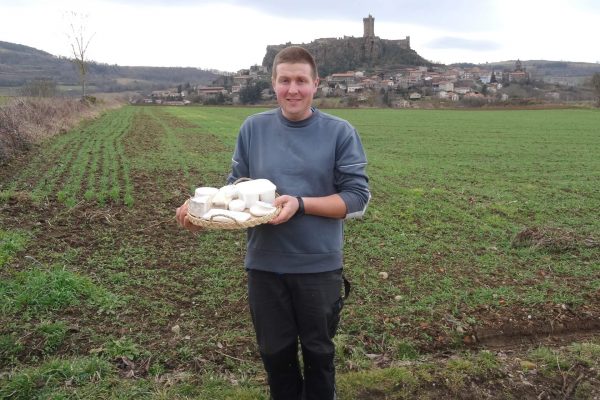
66;12;95;100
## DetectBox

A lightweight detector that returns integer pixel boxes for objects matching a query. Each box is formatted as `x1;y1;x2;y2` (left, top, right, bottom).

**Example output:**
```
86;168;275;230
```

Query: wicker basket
186;200;281;230
186;178;280;230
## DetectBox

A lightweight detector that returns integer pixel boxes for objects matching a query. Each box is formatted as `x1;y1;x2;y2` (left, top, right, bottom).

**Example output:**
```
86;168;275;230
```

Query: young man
176;46;370;400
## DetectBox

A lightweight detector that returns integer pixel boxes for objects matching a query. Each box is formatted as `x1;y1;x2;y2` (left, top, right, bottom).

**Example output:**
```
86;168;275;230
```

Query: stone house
197;86;227;99
464;92;485;99
328;72;356;84
233;75;253;87
461;67;481;80
438;90;459;101
347;84;364;93
508;71;529;83
438;81;454;92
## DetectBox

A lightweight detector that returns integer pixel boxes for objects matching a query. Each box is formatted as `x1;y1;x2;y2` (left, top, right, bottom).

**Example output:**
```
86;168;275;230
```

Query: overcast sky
1;0;599;72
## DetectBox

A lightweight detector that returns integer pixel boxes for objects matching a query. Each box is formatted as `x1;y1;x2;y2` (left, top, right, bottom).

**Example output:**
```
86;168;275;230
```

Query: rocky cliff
262;36;431;76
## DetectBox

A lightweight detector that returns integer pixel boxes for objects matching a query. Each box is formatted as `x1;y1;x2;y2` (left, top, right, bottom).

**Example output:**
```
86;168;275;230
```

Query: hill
263;36;431;77
452;59;600;86
0;40;218;93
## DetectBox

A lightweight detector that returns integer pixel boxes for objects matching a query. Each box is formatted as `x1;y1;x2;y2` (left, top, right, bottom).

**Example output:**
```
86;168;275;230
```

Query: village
141;58;566;108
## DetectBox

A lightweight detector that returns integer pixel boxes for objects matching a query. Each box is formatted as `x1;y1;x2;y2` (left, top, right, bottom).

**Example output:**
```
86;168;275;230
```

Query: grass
0;95;12;105
0;230;29;268
2;342;596;399
0;356;113;400
0;106;599;398
0;265;123;317
36;321;69;354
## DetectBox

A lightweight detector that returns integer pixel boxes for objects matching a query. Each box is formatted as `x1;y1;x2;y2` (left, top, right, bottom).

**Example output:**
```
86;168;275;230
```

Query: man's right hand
176;201;203;232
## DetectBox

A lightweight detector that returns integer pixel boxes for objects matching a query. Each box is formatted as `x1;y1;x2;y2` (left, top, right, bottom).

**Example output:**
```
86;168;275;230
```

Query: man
176;46;370;400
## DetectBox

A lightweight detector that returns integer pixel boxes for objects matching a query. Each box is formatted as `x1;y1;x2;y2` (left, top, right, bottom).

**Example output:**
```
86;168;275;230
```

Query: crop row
2;107;135;207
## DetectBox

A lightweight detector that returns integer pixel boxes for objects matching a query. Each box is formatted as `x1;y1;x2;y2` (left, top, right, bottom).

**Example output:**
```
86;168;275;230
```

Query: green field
1;106;599;398
0;94;14;104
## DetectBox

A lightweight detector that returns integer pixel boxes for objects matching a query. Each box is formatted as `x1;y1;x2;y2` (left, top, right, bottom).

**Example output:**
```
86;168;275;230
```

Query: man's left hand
268;195;299;225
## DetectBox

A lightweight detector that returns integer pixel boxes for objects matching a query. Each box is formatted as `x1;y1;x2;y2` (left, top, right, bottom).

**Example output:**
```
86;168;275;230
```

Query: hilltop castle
362;14;410;49
262;15;423;76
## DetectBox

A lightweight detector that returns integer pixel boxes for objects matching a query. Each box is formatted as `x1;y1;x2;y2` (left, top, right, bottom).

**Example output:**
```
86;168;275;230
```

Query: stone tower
363;14;375;37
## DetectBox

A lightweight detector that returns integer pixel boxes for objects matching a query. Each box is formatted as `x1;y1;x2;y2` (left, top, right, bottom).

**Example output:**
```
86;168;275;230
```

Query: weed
0;334;23;365
36;321;69;354
177;344;196;362
444;358;473;393
474;350;499;372
105;337;142;360
337;366;418;398
394;339;420;360
528;346;570;372
0;229;29;268
568;341;600;368
574;381;595;400
0;356;113;399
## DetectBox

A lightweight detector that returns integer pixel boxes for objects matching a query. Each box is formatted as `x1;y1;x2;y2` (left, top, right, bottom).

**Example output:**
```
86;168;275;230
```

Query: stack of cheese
188;179;277;223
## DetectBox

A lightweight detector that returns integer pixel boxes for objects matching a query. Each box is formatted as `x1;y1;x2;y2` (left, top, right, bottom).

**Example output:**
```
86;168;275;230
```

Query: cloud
427;36;500;51
101;0;499;31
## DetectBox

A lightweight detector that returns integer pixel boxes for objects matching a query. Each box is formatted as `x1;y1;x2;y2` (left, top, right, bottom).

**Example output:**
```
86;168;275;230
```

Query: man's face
272;62;319;121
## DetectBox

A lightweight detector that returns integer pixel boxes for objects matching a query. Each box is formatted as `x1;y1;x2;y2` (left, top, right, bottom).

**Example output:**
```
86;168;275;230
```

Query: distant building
438;91;459;101
438;81;454;92
508;59;530;83
347;84;363;93
508;71;529;83
363;14;375;37
454;87;471;95
328;72;356;84
196;86;227;99
233;75;253;87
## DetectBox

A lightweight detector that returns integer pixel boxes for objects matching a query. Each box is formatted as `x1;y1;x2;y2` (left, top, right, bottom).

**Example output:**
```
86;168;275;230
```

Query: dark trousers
247;269;344;400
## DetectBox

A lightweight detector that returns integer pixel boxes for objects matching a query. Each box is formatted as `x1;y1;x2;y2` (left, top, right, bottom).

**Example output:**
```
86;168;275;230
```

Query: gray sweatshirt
228;108;370;273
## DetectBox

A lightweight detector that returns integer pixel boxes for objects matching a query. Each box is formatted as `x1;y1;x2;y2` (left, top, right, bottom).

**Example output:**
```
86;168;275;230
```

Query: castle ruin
262;16;424;75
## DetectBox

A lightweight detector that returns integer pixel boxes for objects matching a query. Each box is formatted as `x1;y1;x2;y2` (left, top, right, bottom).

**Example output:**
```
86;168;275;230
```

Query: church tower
363;14;375;37
515;59;524;72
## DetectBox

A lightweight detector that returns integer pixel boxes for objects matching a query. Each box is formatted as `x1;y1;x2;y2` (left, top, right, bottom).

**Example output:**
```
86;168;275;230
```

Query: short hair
272;46;318;80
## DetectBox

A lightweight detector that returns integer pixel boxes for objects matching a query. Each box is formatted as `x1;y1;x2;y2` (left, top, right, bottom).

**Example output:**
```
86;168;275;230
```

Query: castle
362;14;410;50
262;15;421;75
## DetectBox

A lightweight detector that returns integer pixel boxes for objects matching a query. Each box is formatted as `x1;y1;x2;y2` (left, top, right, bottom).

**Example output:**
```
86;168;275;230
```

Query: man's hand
175;201;203;232
268;195;299;225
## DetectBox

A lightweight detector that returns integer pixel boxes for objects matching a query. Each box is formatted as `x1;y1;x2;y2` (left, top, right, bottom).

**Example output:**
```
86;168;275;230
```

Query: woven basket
186;178;280;230
186;200;281;230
